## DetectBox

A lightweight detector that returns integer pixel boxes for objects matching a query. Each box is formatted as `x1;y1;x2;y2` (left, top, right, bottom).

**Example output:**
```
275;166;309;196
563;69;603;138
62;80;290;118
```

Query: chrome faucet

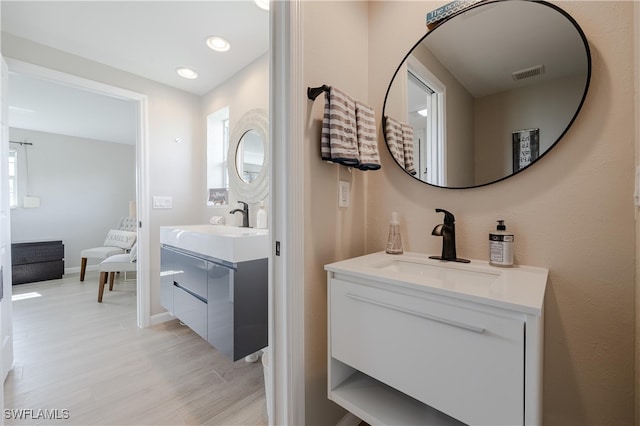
429;208;470;263
230;201;250;227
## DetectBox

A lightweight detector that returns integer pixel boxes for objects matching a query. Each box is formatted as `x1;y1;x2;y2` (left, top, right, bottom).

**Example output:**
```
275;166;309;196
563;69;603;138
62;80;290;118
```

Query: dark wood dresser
11;241;65;285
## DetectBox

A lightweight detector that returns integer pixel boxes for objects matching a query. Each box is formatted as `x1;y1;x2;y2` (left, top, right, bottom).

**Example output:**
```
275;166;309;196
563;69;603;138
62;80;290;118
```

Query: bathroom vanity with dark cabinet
160;245;267;361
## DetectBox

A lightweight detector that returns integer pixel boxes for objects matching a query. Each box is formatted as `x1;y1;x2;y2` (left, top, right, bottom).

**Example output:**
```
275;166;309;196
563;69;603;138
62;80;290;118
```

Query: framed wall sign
512;129;540;172
208;187;229;206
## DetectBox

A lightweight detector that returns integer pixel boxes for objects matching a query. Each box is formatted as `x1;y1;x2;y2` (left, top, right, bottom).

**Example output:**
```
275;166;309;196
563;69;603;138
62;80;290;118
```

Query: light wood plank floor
4;271;267;425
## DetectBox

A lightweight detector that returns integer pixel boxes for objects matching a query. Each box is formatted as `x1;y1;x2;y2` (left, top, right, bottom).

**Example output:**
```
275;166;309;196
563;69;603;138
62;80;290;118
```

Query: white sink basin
325;251;548;315
160;225;268;263
372;257;503;295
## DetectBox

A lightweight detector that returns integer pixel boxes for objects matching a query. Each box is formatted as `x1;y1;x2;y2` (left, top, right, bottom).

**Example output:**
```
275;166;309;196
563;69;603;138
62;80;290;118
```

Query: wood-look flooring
4;271;268;425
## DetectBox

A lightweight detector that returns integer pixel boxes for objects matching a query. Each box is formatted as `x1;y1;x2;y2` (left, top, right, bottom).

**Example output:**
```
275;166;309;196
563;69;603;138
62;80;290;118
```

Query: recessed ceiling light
177;67;198;79
206;36;231;52
255;0;269;11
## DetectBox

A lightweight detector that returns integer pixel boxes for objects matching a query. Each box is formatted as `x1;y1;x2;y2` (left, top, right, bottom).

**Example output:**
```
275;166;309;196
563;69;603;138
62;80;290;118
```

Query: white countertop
325;251;548;315
160;224;268;263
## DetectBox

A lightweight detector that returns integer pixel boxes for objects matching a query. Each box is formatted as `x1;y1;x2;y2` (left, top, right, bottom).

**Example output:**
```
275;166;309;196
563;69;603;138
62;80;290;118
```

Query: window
8;149;17;208
206;107;230;206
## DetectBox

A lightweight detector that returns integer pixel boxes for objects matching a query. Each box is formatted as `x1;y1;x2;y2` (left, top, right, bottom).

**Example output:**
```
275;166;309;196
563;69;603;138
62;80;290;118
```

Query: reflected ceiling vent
512;64;545;81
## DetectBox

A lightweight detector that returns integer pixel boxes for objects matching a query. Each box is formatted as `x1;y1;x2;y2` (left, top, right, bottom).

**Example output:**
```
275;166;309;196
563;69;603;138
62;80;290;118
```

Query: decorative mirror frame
382;0;592;189
228;108;269;203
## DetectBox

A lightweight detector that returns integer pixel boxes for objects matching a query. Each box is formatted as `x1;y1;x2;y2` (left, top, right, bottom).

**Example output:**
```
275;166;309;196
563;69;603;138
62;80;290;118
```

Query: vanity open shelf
330;360;463;426
325;252;548;426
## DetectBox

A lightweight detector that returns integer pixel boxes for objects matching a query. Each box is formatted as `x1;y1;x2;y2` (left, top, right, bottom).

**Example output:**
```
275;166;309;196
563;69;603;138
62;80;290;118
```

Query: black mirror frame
382;0;592;189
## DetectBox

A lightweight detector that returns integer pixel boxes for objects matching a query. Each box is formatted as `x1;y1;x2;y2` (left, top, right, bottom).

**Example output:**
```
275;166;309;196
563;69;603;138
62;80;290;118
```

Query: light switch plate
153;195;173;209
338;181;350;208
23;196;41;208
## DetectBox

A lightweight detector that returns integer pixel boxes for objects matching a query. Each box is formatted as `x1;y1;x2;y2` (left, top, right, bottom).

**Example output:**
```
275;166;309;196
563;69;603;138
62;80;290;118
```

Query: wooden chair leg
109;272;115;291
98;272;107;302
80;258;87;281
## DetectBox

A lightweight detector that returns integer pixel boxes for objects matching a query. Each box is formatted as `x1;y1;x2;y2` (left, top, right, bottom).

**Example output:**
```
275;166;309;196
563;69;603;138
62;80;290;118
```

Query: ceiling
1;1;269;144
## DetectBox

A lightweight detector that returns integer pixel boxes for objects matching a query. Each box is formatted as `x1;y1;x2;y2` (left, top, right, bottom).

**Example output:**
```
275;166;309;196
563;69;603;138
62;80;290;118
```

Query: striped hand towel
401;123;417;176
321;86;360;166
321;91;332;161
384;116;405;167
355;101;381;170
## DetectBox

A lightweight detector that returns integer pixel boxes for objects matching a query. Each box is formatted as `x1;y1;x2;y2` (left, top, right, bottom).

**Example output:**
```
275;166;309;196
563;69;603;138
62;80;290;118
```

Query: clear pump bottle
385;212;403;255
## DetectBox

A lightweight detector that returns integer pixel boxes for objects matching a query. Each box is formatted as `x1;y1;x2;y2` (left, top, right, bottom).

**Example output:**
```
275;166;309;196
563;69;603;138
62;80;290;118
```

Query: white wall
1;34;204;316
9;128;135;271
475;73;587;184
303;1;369;424
200;53;269;228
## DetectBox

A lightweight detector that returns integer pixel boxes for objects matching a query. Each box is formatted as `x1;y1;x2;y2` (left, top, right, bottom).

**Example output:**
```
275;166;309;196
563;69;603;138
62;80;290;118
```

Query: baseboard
150;311;174;326
336;412;361;426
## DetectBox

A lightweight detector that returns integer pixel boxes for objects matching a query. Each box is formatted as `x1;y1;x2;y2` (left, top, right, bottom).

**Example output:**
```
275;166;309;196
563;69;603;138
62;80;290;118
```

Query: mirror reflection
235;129;265;184
383;0;591;188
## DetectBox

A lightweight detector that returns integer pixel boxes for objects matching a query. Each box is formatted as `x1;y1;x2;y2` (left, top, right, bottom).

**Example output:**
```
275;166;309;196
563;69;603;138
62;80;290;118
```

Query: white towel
320;86;359;166
384;116;405;167
401;123;417;176
355;101;381;170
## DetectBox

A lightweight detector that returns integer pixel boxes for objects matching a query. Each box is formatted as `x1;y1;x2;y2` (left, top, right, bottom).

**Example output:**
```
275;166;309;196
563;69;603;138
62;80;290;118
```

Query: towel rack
307;85;330;101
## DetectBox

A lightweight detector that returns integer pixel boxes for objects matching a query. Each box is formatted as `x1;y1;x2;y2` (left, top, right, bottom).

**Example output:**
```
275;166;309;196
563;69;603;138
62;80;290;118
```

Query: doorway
6;59;150;327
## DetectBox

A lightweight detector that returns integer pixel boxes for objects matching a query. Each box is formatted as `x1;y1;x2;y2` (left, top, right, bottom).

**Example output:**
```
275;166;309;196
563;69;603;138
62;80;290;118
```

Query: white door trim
270;0;305;424
1;55;12;416
4;58;151;328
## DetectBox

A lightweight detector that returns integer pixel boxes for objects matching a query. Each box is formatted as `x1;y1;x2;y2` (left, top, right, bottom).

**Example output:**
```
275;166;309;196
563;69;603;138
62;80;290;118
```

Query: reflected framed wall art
512;128;540;172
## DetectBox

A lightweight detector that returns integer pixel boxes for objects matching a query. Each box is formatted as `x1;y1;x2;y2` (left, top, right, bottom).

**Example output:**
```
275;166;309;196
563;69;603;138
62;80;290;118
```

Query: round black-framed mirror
382;0;591;189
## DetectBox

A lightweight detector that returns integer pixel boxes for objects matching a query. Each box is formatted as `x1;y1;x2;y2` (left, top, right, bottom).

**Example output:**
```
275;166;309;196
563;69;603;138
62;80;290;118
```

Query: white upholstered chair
80;217;137;281
97;246;137;302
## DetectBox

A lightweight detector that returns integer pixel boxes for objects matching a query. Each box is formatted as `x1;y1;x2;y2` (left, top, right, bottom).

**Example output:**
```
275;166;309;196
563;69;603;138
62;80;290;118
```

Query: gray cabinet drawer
174;284;207;340
173;250;208;299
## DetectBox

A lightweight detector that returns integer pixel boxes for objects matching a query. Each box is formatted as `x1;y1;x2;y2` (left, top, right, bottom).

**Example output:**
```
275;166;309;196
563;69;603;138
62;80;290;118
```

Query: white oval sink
371;257;506;299
160;225;268;263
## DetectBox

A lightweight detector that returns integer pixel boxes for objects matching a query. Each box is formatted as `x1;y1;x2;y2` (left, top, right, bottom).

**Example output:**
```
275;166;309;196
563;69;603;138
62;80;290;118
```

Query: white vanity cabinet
325;252;548;426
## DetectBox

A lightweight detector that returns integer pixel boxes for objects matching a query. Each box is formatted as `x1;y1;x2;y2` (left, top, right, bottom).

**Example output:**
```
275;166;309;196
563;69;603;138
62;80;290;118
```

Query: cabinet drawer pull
174;281;207;304
345;293;485;334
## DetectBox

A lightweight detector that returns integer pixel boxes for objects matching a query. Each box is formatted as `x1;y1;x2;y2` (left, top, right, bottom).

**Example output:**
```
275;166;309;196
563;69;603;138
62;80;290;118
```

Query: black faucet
429;208;470;263
230;201;250;227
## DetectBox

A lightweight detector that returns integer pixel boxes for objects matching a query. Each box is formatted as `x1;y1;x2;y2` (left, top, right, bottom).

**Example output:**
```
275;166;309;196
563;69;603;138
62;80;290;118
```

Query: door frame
270;0;305;424
4;58;151;328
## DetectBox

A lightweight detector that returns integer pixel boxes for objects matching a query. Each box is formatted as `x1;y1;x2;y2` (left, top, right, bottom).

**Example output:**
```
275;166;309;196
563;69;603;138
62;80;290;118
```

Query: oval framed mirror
235;129;265;184
383;0;591;189
228;108;269;203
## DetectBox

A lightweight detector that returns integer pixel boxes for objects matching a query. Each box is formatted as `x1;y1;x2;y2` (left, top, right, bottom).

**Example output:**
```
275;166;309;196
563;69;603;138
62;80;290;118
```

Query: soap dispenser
256;201;267;229
489;220;514;267
385;212;403;255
